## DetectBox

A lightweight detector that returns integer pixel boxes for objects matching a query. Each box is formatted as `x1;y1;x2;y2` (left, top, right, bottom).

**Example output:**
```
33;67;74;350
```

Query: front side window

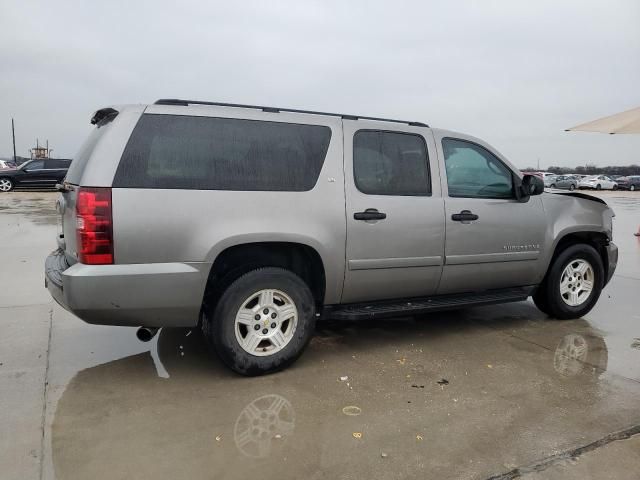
353;130;430;196
114;114;332;191
442;138;513;199
24;160;45;171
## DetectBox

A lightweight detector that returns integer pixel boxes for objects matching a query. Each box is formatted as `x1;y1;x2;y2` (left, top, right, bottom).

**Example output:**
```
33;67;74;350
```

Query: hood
550;191;607;205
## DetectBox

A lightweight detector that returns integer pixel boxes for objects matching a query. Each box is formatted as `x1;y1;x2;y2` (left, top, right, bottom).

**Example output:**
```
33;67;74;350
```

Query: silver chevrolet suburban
45;99;618;375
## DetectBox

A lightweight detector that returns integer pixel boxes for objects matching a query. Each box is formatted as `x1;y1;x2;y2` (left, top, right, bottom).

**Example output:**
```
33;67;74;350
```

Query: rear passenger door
342;121;445;303
44;159;69;186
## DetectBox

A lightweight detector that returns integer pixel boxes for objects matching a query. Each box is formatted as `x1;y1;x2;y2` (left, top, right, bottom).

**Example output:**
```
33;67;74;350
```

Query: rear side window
47;159;71;169
113;114;332;191
353;130;430;196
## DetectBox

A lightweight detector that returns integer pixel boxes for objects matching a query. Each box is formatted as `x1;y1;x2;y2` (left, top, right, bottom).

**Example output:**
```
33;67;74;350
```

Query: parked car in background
543;175;557;187
45;99;617;375
578;175;617;190
615;176;640;191
0;160;10;169
0;158;72;192
548;175;578;190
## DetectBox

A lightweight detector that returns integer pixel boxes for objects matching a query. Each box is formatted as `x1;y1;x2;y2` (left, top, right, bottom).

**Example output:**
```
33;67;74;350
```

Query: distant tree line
522;164;640;176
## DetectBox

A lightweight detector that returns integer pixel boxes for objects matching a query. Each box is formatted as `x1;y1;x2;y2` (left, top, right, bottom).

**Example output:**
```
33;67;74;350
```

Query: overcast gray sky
1;0;639;168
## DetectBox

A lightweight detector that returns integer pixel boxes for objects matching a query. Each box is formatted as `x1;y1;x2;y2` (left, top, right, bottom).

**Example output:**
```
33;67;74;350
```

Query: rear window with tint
113;114;332;191
353;130;430;196
48;159;72;169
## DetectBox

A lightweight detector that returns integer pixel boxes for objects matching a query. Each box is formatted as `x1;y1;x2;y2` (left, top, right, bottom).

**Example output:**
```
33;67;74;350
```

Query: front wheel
0;178;13;192
534;244;604;320
596;184;602;190
612;185;618;190
630;185;636;191
569;184;575;191
203;267;316;375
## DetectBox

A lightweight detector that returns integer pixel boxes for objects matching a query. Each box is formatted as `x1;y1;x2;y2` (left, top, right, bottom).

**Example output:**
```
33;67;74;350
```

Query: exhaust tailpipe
136;327;159;342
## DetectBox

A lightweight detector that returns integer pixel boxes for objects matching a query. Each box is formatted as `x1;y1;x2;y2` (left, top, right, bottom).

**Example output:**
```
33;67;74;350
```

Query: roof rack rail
154;99;428;127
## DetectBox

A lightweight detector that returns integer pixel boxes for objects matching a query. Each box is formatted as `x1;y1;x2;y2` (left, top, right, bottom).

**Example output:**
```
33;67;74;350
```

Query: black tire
535;244;604;320
202;267;316;376
532;288;551;315
550;184;555;188
0;177;14;192
596;184;602;190
612;185;618;190
569;184;575;191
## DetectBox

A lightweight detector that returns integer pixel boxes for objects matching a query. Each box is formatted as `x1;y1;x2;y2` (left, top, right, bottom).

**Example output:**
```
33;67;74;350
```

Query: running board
325;287;534;321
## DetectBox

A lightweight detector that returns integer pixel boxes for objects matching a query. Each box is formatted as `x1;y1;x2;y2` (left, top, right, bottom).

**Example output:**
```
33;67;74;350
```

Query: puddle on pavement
45;303;640;480
0;192;58;225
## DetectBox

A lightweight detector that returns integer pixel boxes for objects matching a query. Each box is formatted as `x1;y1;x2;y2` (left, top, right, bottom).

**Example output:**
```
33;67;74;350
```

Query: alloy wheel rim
234;289;298;356
559;259;594;307
0;179;11;191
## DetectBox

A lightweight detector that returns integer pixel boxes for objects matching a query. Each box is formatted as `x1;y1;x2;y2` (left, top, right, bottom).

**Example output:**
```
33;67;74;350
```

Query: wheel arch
202;241;327;318
546;231;611;282
0;176;15;191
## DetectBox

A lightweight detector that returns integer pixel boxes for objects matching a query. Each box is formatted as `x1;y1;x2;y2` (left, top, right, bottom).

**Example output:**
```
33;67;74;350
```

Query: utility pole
11;118;17;163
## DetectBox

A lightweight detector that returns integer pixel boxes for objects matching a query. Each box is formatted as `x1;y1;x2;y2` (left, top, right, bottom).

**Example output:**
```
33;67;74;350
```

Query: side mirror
521;174;544;197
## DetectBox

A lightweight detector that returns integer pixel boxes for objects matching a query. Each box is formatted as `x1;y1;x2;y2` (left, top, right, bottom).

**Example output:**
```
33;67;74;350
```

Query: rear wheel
0;178;13;192
596;184;602;190
534;244;604;319
569;184;575;191
630;185;636;191
202;267;316;375
612;184;618;190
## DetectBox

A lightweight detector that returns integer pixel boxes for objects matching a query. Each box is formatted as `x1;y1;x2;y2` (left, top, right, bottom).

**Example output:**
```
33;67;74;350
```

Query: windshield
17;161;31;170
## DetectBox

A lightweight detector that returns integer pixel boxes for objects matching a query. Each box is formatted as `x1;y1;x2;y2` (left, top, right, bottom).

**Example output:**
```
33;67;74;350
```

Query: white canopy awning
566;106;640;134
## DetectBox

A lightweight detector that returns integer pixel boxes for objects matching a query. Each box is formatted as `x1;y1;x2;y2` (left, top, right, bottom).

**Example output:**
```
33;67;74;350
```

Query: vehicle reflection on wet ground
1;191;639;479
45;303;639;480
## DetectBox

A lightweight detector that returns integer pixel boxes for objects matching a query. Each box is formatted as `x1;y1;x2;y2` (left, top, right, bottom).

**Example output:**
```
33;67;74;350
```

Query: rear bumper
45;249;210;327
605;242;618;285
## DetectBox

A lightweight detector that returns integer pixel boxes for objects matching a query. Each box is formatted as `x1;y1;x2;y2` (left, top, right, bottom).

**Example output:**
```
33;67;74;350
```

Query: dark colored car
0;158;72;192
615;176;640;191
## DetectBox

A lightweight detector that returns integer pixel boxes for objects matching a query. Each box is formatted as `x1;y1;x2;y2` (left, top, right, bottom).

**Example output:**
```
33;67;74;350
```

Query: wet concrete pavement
1;191;639;480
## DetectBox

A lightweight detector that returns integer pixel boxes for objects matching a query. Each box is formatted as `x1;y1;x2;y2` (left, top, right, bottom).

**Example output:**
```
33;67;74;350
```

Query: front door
341;121;445;303
17;160;47;187
434;135;548;294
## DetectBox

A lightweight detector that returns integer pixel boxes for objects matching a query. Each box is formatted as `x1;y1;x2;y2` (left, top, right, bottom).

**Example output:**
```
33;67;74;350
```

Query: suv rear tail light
76;187;113;265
